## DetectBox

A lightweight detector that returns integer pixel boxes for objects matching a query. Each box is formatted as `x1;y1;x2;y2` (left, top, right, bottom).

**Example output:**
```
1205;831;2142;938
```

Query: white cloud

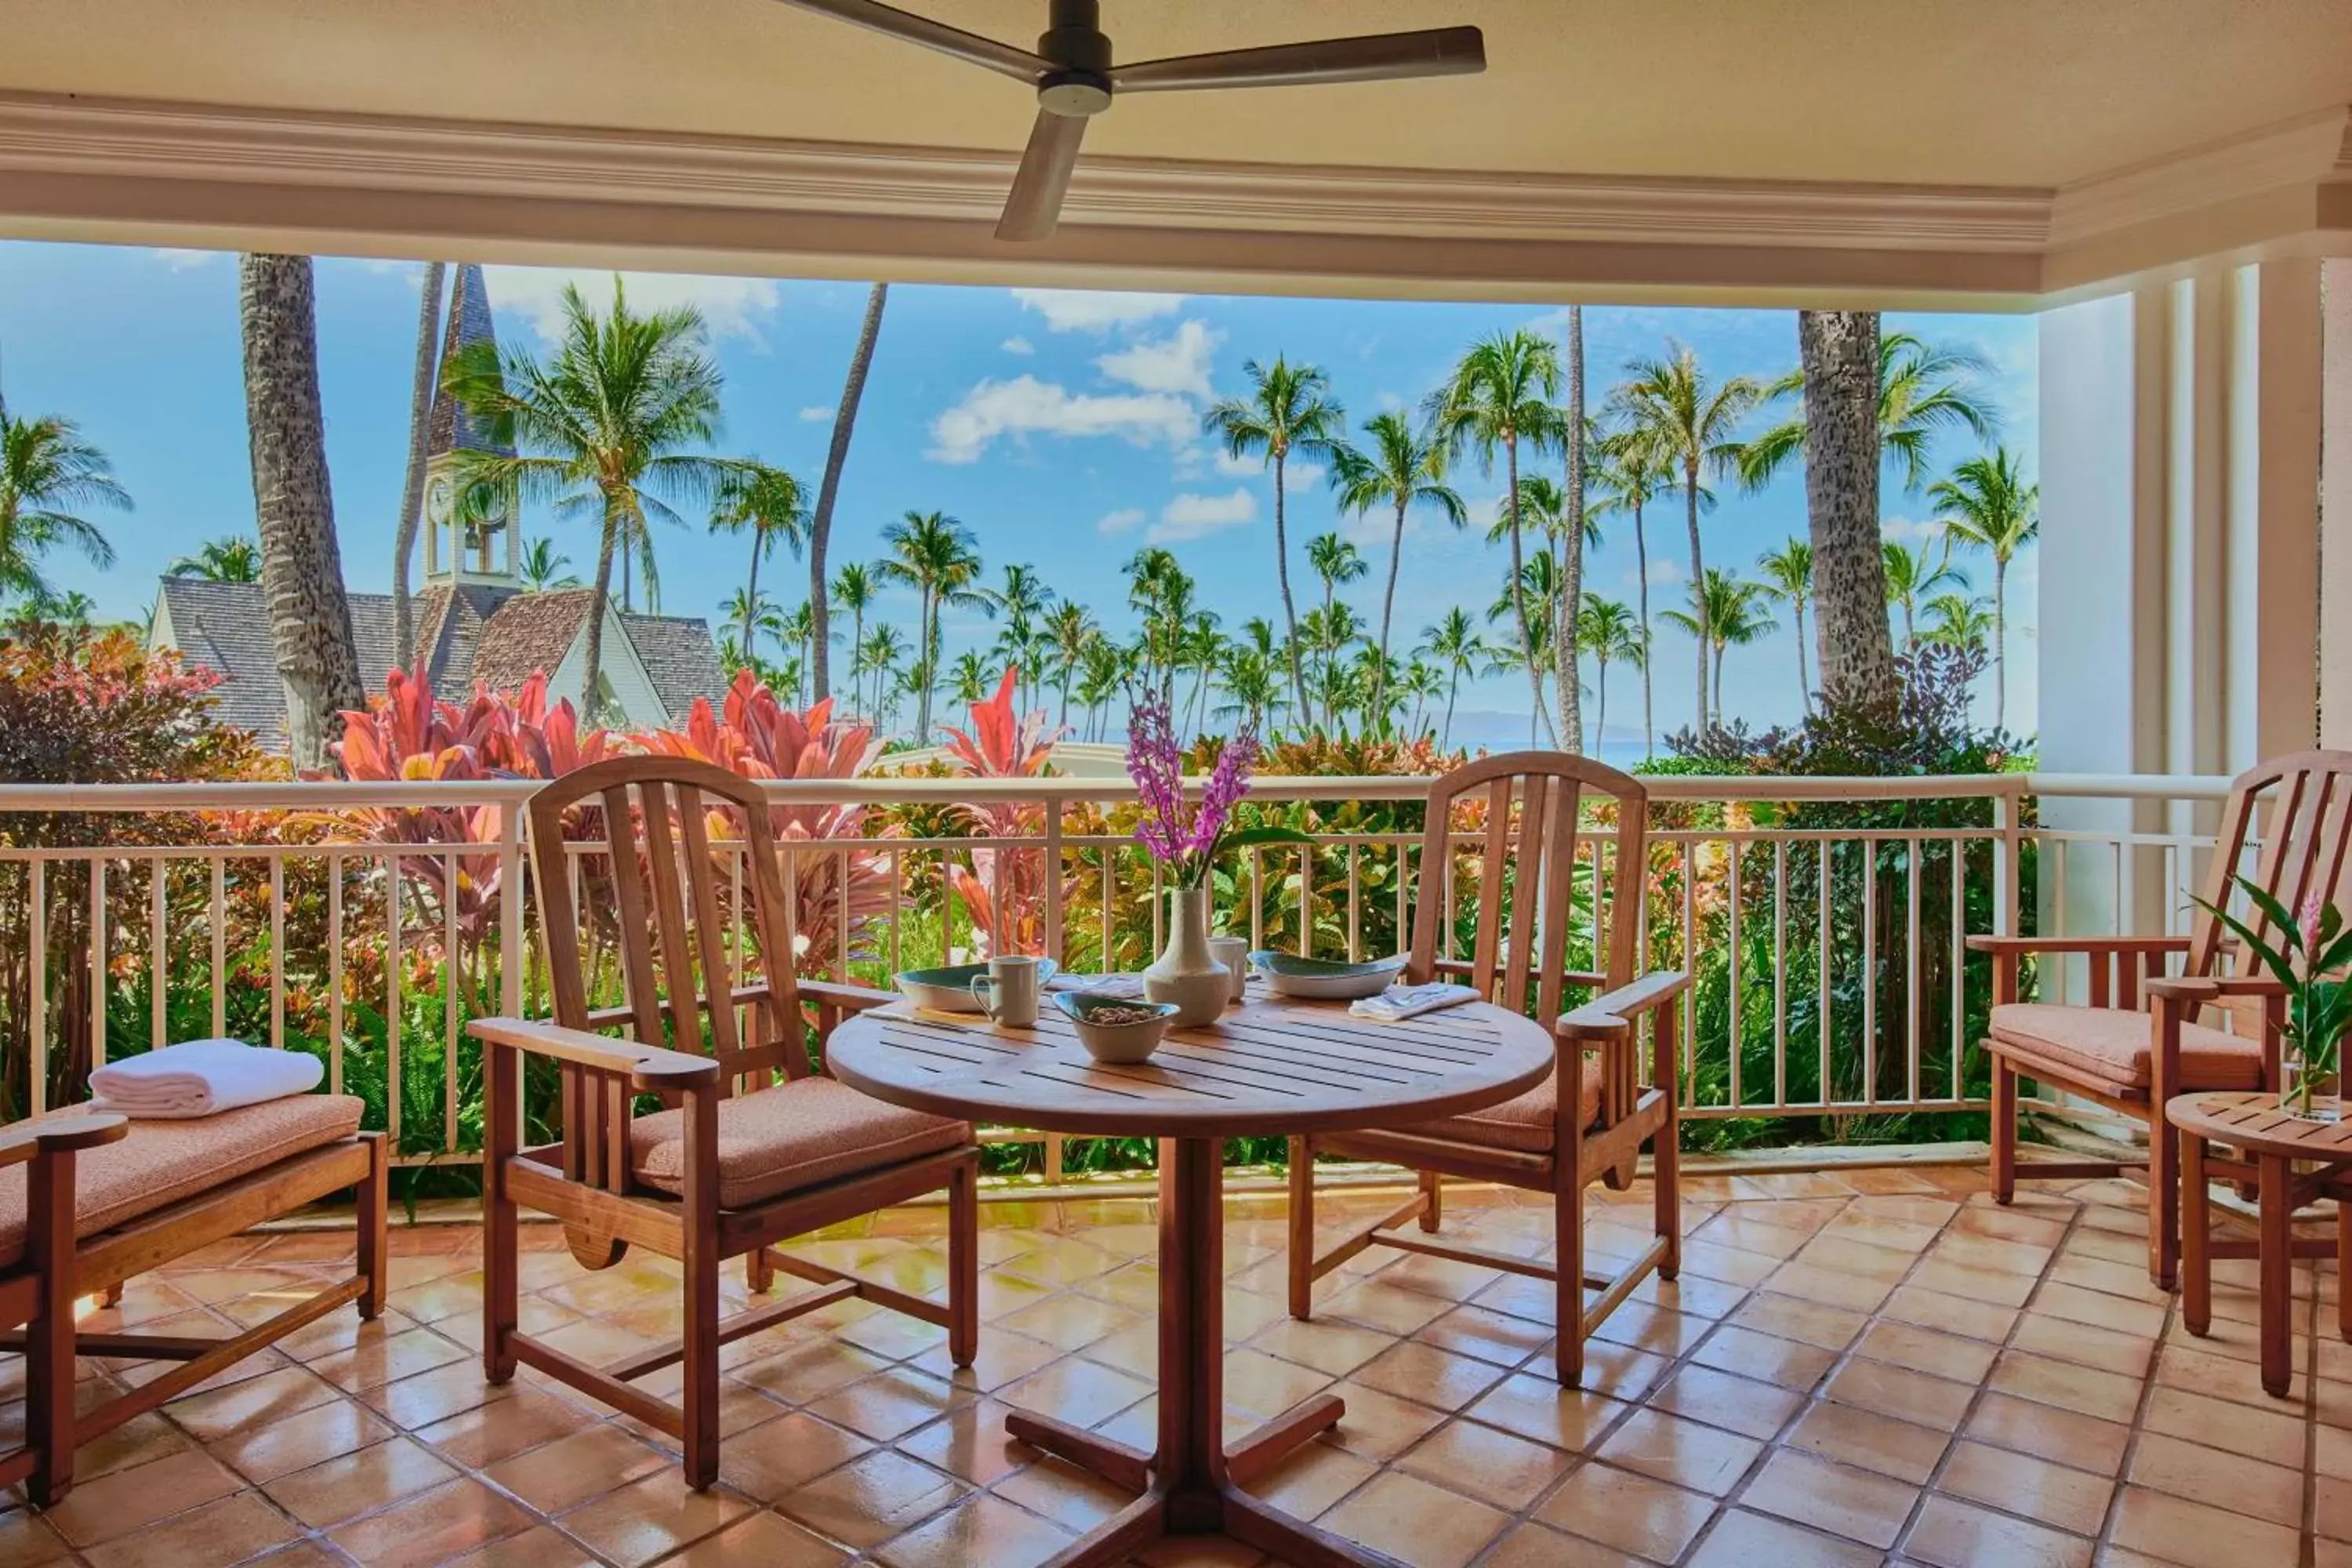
798;405;834;422
1010;289;1186;333
1097;507;1146;536
1096;320;1221;401
1214;448;1263;477
1283;460;1326;494
1150;488;1257;544
1000;336;1036;356
927;375;1196;464
1645;556;1686;587
1375;390;1406;413
1881;515;1949;546
481;267;782;345
151;249;221;271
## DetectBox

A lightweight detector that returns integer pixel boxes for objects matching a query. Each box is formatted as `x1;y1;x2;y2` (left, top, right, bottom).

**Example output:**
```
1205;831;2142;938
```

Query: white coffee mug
970;953;1042;1027
1208;936;1250;1004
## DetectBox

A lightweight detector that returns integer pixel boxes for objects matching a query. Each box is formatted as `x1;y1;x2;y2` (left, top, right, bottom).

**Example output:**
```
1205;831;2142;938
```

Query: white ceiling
8;0;2350;191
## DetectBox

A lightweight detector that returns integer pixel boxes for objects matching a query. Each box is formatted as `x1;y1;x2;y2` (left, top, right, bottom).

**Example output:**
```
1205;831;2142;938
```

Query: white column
2321;260;2352;746
2035;260;2322;950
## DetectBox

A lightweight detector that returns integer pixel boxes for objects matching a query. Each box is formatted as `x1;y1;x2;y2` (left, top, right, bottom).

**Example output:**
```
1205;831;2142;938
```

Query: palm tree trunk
1375;498;1406;720
583;497;623;717
1634;496;1653;757
1503;437;1550;746
1594;657;1608;756
390;261;445;671
1992;557;2007;732
1556;304;1586;754
238;253;365;771
917;591;937;742
1712;642;1726;725
742;532;762;661
1685;461;1708;732
1273;450;1305;723
1795;602;1812;717
809;283;887;701
1798;310;1900;710
1443;670;1460;750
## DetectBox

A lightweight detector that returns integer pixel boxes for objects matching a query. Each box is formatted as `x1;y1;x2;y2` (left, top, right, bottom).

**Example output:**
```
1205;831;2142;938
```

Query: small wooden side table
2165;1091;2352;1396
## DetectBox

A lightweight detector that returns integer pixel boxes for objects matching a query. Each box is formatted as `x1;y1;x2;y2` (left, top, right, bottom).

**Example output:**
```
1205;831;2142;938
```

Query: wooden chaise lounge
0;1092;386;1504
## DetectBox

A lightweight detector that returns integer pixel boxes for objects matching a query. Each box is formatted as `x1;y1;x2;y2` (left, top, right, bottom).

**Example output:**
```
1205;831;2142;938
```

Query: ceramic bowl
1052;991;1178;1063
895;959;1056;1012
1247;951;1407;1000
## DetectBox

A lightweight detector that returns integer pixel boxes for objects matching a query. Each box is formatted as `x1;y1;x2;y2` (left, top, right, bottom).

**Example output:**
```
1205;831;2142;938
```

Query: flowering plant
1126;696;1308;888
2194;876;2352;1118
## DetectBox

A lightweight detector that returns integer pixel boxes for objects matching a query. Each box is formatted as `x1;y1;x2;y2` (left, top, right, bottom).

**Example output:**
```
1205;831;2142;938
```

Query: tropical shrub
937;669;1065;957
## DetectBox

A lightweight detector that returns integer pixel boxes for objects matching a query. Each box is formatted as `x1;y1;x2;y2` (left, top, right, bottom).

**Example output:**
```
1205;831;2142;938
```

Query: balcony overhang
0;90;2344;309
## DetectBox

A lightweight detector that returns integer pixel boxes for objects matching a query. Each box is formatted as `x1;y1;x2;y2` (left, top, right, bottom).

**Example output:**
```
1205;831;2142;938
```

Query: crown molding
2049;107;2352;249
0;90;2047;259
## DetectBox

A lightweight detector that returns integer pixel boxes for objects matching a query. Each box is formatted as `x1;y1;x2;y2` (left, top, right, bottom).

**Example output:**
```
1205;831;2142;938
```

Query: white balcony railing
0;771;2232;1178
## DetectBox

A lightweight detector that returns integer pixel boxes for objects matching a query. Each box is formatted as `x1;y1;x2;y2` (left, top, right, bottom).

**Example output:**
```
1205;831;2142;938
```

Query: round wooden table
829;984;1556;1568
2166;1091;2352;1396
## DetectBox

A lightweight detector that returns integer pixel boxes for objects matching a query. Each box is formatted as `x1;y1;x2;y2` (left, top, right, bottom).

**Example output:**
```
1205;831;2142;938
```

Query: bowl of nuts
1052;991;1181;1064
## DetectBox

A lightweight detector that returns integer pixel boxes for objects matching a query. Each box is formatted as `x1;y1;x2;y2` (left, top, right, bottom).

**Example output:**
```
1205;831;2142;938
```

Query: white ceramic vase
1144;885;1230;1026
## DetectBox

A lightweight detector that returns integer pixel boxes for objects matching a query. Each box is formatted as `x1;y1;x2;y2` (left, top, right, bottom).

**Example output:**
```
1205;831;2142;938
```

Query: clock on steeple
419;263;520;587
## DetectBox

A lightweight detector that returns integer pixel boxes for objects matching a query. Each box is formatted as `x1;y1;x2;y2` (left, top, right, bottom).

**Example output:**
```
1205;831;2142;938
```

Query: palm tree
445;278;728;715
1328;411;1465;722
516;535;580;591
0;381;127;608
1611;343;1762;733
948;649;994;706
1400;658;1445;739
1303;532;1367;729
1076;638;1129;740
830;561;879;715
807;282;887;699
1929;446;2038;731
1419;607;1487;751
1661;569;1775;728
720;589;785;677
1557;303;1590;753
1921;592;1996;654
1592;431;1675;756
855;622;908;732
168;535;261;583
878;510;988;742
1754;539;1815;717
1429;330;1565;739
239;254;365;768
1737;331;1998;495
1042;601;1098;728
987;562;1054;711
1576;595;1641;756
1882;540;1966;657
391;260;445;669
708;460;808;662
1204;357;1345;718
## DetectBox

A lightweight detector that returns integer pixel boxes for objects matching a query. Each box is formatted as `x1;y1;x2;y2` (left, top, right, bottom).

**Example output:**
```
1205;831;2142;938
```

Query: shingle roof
152;579;727;752
424;263;512;460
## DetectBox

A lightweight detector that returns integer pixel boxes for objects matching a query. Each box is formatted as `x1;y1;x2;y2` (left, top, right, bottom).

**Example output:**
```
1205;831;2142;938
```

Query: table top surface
827;983;1558;1139
2165;1091;2352;1159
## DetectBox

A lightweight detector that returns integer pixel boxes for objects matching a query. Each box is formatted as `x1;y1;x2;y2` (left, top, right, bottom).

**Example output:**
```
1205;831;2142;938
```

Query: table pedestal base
1006;1138;1406;1568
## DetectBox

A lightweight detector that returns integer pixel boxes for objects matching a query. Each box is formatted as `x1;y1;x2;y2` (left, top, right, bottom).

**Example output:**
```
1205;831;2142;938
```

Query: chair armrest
798;978;898;1012
466;1018;720;1091
1965;935;2193;955
0;1112;128;1167
2145;975;2288;1003
1558;971;1691;1041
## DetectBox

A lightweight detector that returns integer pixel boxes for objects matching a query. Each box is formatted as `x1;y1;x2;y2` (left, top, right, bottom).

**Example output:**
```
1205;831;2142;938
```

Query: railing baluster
387;851;402;1152
90;856;107;1072
444;851;460;1154
329;853;345;1095
1772;840;1788;1109
150;855;167;1048
270;858;285;1049
1862;836;1878;1106
1726;840;1742;1111
1906;835;1922;1107
1817;840;1831;1107
209;858;227;1039
28;859;46;1117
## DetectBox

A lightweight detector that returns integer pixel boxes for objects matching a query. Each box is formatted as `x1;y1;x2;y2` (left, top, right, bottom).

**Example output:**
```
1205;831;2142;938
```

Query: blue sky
0;241;2039;750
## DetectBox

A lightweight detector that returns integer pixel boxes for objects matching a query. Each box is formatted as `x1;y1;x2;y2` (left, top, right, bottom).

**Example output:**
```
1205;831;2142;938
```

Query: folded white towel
89;1038;323;1120
1348;982;1480;1022
1044;973;1149;999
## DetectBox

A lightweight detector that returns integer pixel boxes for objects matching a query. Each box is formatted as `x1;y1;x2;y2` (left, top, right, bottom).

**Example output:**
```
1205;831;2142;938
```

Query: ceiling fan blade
996;108;1088;242
768;0;1046;84
1111;25;1483;93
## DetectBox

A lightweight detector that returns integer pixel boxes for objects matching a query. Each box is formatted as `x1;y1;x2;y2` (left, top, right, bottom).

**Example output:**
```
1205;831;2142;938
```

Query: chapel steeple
422;263;520;586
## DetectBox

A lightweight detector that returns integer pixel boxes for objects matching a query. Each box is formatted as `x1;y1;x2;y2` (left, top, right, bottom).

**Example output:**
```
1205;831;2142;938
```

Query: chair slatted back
2187;752;2352;1022
1406;751;1650;1025
528;757;810;1138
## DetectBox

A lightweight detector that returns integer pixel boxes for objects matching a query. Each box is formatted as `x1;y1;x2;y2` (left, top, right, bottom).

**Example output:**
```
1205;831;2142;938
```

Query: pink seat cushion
630;1076;971;1210
1393;1055;1607;1154
1989;1003;2263;1093
0;1094;365;1270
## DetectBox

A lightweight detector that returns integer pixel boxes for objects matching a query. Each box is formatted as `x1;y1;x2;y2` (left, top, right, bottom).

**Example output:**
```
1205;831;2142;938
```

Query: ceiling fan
769;0;1486;241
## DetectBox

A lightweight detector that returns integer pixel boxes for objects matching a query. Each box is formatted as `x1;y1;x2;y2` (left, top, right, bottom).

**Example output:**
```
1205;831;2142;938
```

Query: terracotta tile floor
6;1165;2350;1566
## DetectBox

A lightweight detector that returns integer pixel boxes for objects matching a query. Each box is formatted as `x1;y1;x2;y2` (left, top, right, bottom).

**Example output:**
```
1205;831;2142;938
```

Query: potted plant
1125;698;1308;1025
2195;878;2351;1120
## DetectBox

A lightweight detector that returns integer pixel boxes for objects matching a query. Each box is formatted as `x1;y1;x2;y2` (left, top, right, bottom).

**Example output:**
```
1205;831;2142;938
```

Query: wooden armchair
1287;753;1686;1385
473;756;979;1490
0;1097;384;1505
1969;750;2343;1287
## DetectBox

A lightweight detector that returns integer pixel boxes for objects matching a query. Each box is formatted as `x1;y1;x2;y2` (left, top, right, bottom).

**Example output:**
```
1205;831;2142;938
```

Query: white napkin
1348;982;1479;1022
89;1038;323;1119
1045;973;1149;999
